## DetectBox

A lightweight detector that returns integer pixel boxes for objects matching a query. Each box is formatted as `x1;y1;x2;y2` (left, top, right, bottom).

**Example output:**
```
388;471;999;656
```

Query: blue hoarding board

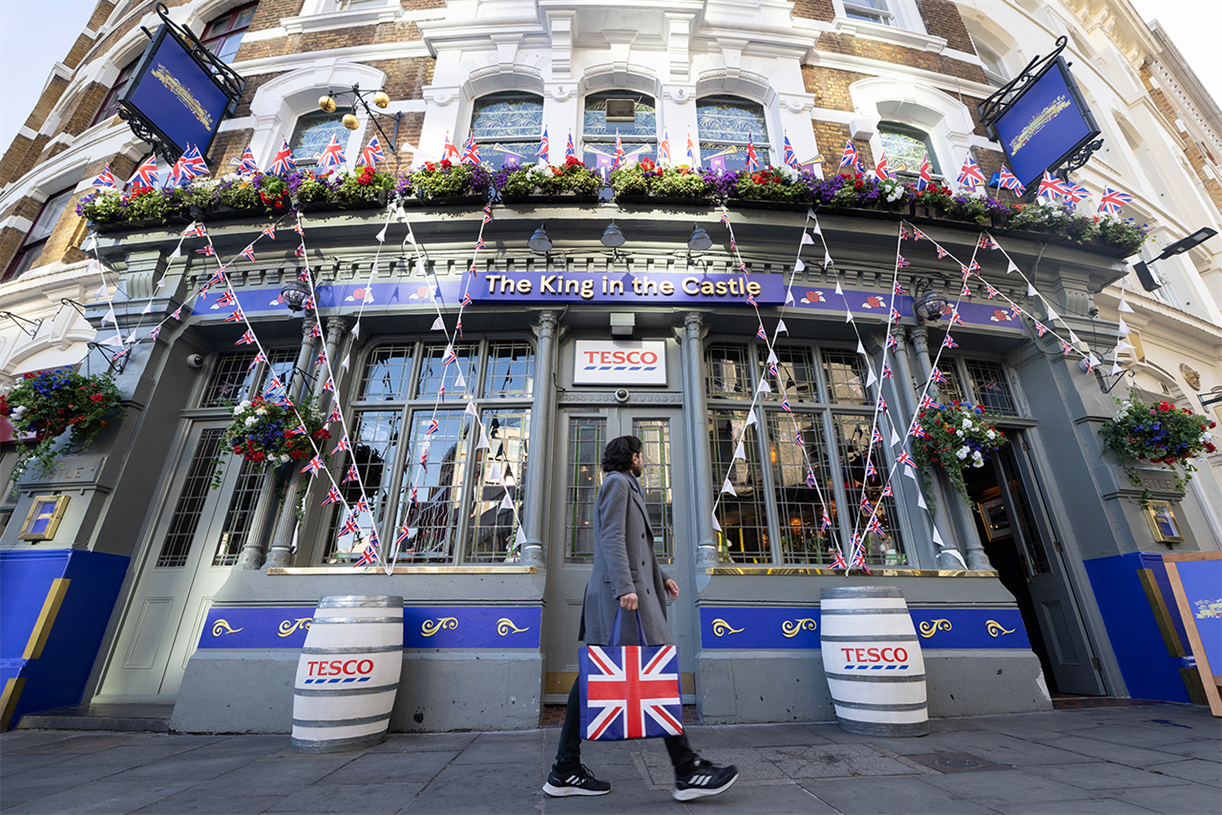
990;57;1099;190
123;26;231;158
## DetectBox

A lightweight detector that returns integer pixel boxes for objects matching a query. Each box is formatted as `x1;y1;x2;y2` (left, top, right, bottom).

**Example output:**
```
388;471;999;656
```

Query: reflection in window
393;410;470;562
290;110;350;168
768;412;837;563
970;35;1010;88
933;359;967;405
327;410;400;561
844;0;892;25
361;345;414;400
212;459;267;566
200;348;294;407
710;410;769;563
565;417;606;562
471;92;543;169
484;342;534;397
582;91;656;174
833;414;904;562
467;408;530;562
879;123;940;177
634;418;673;563
706;343;752;399
201;2;257;63
92;60;137;126
417;343;478;399
821;349;869;405
697;96;767;172
966;360;1016;415
759;345;817;403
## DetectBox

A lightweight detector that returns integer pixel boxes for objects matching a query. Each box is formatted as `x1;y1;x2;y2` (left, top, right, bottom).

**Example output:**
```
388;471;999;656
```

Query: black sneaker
542;764;611;797
673;758;739;801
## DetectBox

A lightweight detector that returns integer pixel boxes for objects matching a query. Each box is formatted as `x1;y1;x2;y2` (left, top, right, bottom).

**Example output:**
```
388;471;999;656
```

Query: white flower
972;459;985;468
255;407;267;415
244;416;258;426
11;406;25;418
961;417;973;429
775;164;799;181
280;454;291;463
956;430;965;437
986;430;996;440
956;446;970;460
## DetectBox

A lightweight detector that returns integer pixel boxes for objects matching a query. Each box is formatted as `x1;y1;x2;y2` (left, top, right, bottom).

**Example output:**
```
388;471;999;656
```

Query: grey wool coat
579;470;674;647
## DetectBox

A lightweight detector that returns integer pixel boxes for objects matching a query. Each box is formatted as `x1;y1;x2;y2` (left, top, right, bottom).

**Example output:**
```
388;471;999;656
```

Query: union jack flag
861;493;873;513
829;547;848;568
184;222;208;238
581;643;683;740
239;145;259;175
957;155;985;188
950;309;966;326
248;351;268;370
756;324;768;340
273;393;294;408
328;405;343;424
206;268;228;288
907;155;930;194
896;450;916;469
240;245;256;263
960;282;972;299
876;395;887;413
942;333;958;349
442;344;458;365
865;459;877;480
301;455;325;475
128;156;159;190
262;377;283;397
1098;187;1134;215
719;211;730;225
314;350;327;367
783;134;798;168
425;418;440;435
893;280;907;295
882;363;892;379
357;135;386;167
930;366;948;384
148;325;162;341
286;423;307;436
354;543;379;567
807;468;818;489
900;226;912;241
217;290;236;306
443;133;461;162
322;376;335;392
866;514;887;538
235;329;256;345
1034;321;1048;337
1061;340;1074;357
460;292;472;307
332;437;351;454
936;245;950;259
462;132;481;165
820;507;833;531
896;255;910;270
997;166;1025;194
1009;303;1022;319
780;395;791;412
911;421;929;439
1062;183;1090;204
224;308;244;323
482;203;493;224
310;322;322;338
339;514;361;537
566;131;576;160
342;464;359;484
474;237;485;250
839;140;858;169
613;130;625;169
1037;171;1069;199
354;496;371;515
889;308;901;322
745;133;759;172
322;486;343;506
687;130;697;166
768;359;779;377
269;138;296;175
871;427;883;446
984;282;999;299
394;524;413;548
913;229;926;241
918;393;940;411
295;244;306;258
874;151;893;180
261;225;276;241
171;307;184;320
195;244;216;257
318;133;345;172
658;130;670;163
885;333;897;351
536;127;549;159
181;145;209;177
881;482;893;497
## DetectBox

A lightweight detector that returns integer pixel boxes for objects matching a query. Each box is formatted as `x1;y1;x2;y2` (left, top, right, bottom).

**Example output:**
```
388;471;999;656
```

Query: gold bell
373;90;390;109
342;113;360;130
318;95;336;113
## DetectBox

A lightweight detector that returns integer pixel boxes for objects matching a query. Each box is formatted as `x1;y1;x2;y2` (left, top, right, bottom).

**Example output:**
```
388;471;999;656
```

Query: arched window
201;2;258;64
470;92;544;169
91;59;137;126
4;188;73;282
289;109;351;168
582;91;656;172
697;96;767;172
878;122;940;178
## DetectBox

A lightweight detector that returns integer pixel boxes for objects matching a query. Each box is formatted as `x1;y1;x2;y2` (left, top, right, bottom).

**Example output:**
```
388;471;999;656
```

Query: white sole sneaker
672;772;739;801
542;782;611;797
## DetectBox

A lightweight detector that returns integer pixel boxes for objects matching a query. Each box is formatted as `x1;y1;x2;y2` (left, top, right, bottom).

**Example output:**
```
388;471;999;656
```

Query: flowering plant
495;157;602;197
411;159;492;199
609;160;717;199
1098;391;1216;506
2;369;126;479
911;401;1009;499
221;395;331;473
736;165;809;202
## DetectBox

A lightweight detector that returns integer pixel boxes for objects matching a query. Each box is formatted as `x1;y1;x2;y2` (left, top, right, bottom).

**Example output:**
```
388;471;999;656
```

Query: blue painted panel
699;607;1029;650
0;550;130;728
200;605;542;650
1084;553;1192;703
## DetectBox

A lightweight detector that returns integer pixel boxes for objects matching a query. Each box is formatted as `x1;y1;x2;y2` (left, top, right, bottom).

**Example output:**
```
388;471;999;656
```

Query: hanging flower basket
910;401;1009;500
1098;392;1216;507
1;370;126;480
494;157;603;203
220;395;331;481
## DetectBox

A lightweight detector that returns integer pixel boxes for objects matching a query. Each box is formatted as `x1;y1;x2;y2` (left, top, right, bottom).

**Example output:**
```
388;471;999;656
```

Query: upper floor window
582;91;656;172
844;0;892;25
92;60;137;126
697;95;768;172
470;92;544;169
201;2;258;64
289;109;351;168
878;122;941;178
3;188;73;282
970;35;1010;88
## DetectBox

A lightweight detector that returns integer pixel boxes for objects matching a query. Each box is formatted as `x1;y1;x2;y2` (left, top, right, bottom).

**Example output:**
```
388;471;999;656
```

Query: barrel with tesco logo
291;595;404;753
819;586;928;737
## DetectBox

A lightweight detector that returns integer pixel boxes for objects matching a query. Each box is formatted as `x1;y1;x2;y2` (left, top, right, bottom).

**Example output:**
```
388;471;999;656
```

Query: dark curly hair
602;435;642;473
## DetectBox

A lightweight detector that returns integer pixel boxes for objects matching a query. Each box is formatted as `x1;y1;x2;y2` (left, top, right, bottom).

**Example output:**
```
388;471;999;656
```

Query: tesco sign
574;340;667;386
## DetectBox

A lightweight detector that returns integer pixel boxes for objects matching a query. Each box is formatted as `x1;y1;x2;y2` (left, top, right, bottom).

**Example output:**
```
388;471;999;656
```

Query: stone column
519;310;560;568
907;324;990;571
263;313;322;569
679;312;717;569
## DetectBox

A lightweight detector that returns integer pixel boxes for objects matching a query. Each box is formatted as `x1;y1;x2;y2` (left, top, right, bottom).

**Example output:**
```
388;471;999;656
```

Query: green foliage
910;401;1009;501
1098;390;1215;507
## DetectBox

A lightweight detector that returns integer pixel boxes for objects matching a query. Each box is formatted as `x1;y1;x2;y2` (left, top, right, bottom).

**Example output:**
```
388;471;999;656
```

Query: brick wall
916;0;975;55
207;129;255;175
0;197;50;275
791;0;834;22
1139;64;1222;214
365;57;434;100
816;32;986;85
811;120;869;170
57;82;110;140
803;66;871;112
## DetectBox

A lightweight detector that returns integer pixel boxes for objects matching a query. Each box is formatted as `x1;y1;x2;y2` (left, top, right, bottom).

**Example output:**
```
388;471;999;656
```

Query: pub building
1;0;1219;733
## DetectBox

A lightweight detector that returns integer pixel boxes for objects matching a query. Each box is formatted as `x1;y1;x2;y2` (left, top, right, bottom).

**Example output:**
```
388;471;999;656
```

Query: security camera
614;388;630;403
186;354;205;369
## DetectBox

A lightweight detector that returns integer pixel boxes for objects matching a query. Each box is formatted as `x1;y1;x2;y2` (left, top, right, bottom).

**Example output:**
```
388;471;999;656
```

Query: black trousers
553;679;697;772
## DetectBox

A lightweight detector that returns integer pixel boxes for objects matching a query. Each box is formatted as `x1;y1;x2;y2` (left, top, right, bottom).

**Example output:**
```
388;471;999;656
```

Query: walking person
543;435;739;801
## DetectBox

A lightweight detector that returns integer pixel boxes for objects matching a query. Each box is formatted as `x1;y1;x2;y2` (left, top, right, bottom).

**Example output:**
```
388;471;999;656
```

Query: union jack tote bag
579;610;684;741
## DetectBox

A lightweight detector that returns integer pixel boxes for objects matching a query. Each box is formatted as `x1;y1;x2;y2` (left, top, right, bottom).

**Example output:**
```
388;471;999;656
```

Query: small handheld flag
318;133;345;172
358;135;386;167
839;140;858;169
128;156;159;190
269;138;296;175
536;128;549;159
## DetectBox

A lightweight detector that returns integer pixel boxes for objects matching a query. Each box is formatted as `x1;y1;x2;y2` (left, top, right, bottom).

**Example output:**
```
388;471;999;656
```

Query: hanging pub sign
118;3;245;163
978;37;1102;191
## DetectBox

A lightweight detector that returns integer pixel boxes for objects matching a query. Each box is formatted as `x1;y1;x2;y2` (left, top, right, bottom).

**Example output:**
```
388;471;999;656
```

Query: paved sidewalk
1;703;1218;814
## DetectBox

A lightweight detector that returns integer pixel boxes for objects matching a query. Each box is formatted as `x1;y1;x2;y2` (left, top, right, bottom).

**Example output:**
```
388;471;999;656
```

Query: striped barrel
820;586;928;737
291;595;404;753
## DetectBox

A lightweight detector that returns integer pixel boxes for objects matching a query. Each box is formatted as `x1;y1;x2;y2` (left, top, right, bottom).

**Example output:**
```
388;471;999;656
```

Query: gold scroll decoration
986;620;1015;638
496;618;528;636
211;619;243;637
781;618;817;638
710;618;744;637
278;618;313;638
422;617;459;637
919;619;952;638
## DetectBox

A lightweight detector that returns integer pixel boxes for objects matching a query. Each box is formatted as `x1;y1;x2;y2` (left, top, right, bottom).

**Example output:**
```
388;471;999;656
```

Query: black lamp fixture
528;224;552;253
280;279;313;312
1133;226;1218;292
912;277;948;322
317;82;402;149
600;221;626;248
687;225;713;252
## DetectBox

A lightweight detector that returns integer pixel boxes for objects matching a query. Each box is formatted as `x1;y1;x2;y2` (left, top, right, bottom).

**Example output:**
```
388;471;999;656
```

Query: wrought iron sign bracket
87;342;131;376
1096;366;1135;394
0;311;44;338
154;3;245;113
978;36;1069;132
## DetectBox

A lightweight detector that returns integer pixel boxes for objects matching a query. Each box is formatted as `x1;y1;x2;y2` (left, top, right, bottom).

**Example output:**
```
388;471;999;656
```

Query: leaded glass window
768;412;838;563
290;110;351;168
697;96;768;172
706;343;752;399
966;359;1017;415
821;349;869;405
879;123;940;177
582;91;657;173
709;410;769;563
933;359;967;405
471;92;544;169
832;414;904;562
758;345;817;403
200;348;295;407
565;417;606;562
394;409;471;562
466;408;530;562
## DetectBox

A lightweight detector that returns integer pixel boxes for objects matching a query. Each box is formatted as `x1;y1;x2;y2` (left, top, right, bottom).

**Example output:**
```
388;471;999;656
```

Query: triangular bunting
721;478;737;496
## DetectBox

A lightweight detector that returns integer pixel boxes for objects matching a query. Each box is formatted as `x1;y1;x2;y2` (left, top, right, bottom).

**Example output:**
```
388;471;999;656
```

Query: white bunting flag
169;243;182;260
406;228;417;245
1111;361;1123;375
375;225;387;243
1115;339;1134;353
431;316;445;331
866;367;877;387
801;233;814;246
916;490;927;509
103;333;124;346
767;348;779;365
824;251;833;268
465;401;479;417
1044;307;1059;321
1067;330;1081;346
156;275;167;288
416;259;428;276
757;378;772;393
102;307;116;325
808;208;818;223
845;307;854;323
903;464;917;480
475;429;490;451
1027;282;1037;297
733;440;746;461
794;258;805;272
1117;317;1129;335
712;513;722;533
1006;260;1019;274
942;548;968;568
96;281;109;300
125;330;140;344
721;478;737;496
340;354;350;372
932;527;945;547
1087;352;1101;369
834;280;843;296
351;321;361;339
394;204;408;223
856;340;867;355
489;462;503;483
785;290;795;305
745;412;757;427
1117;295;1134;313
140;300;153;315
500;493;514;511
83;233;98;252
454;371;466;389
776;319;788;335
890;427;902;446
514;527;528;550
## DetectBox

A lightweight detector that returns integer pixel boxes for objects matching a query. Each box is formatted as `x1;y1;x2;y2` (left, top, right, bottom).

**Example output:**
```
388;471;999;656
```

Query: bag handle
606;606;648;647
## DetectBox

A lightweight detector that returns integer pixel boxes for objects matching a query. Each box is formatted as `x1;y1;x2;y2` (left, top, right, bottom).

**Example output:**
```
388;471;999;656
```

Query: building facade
2;0;1219;732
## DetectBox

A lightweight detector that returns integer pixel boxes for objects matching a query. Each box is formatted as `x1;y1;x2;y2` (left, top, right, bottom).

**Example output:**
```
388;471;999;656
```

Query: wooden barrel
820;586;928;737
291;595;403;753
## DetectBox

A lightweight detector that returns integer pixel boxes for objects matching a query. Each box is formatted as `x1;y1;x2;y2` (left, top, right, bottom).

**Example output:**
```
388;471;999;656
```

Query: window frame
3;188;74;282
469;91;545;170
581;90;658;170
877;121;943;179
696;94;770;172
288;108;354;169
200;1;258;64
91;59;138;126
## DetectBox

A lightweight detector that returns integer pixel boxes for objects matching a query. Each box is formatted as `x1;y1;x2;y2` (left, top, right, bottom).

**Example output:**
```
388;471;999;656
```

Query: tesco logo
302;659;375;684
840;647;911;671
582;349;659;366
